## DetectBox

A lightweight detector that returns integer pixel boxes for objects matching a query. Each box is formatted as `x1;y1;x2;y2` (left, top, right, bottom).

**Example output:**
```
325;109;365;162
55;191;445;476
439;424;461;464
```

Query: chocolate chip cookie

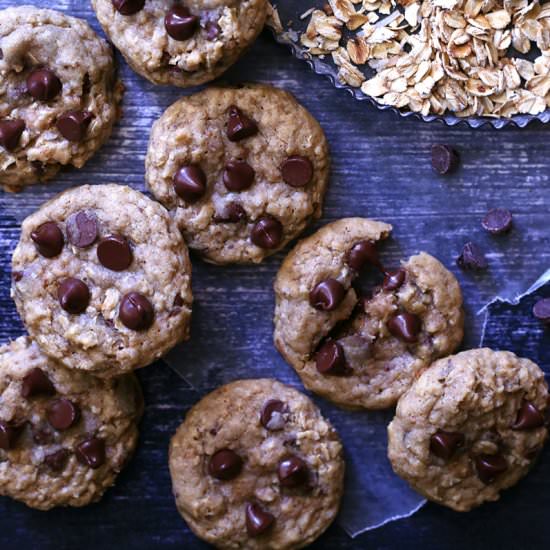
169;379;344;549
388;349;549;511
11;184;192;378
274;218;464;410
91;0;267;87
0;336;143;510
0;6;123;192
146;84;330;264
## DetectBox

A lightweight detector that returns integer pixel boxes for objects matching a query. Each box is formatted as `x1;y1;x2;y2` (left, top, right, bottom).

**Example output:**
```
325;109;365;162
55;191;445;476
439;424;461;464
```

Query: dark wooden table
1;2;549;548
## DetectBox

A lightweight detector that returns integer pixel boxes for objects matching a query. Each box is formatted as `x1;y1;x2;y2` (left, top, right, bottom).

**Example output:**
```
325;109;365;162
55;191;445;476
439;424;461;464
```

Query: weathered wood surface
1;1;549;548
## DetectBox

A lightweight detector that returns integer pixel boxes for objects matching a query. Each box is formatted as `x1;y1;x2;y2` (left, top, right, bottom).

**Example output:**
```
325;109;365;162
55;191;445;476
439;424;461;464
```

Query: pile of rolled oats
297;0;550;117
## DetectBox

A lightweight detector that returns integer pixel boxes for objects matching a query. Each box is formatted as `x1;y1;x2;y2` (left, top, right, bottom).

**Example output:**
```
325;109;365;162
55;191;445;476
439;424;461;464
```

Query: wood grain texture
0;1;549;548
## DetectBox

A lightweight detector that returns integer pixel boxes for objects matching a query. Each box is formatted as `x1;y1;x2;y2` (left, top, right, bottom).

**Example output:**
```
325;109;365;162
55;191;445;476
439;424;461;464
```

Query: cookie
146;84;330;264
0;6;123;192
11;184;192;378
273;218;464;410
169;379;344;549
388;349;549;511
0;336;143;510
91;0;267;87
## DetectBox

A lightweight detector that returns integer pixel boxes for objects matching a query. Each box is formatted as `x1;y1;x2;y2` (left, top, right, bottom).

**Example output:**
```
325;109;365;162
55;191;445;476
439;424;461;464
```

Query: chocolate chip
512;401;545;430
76;437;106;469
482;208;513;235
250;216;283;249
12;270;23;282
278;455;309;488
31;222;64;258
347;241;381;272
315;340;348;375
0;421;24;450
165;6;199;40
227;106;258;142
475;454;507;484
309;278;346;311
66;211;98;248
213;202;247;223
281;156;313;187
429;430;464;460
112;0;145;15
383;268;407;291
58;278;90;314
223;160;255;191
533;298;550;325
0;119;25;151
260;400;287;430
26;68;62;101
246;503;275;537
173;294;184;308
97;235;133;271
387;312;421;343
431;144;459;175
119;292;154;330
208;449;243;480
21;368;55;398
205;21;221;41
56;111;93;142
44;449;70;472
47;399;80;431
173;165;207;203
457;242;488;271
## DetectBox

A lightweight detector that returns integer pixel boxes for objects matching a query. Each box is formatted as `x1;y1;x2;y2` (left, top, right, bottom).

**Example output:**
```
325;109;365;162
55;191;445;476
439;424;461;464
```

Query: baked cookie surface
274;218;464;410
169;378;344;549
0;337;143;510
388;349;549;511
91;0;267;87
146;84;330;264
11;184;192;377
0;6;122;192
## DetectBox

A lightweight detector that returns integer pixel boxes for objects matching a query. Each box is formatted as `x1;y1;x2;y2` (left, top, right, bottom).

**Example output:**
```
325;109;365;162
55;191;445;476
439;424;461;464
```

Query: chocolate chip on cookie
119;292;154;331
223;160;255;192
347;240;381;272
315;340;349;376
251;216;283;250
0;119;25;151
66;211;99;248
213;202;247;224
512;401;545;430
281;156;313;188
56;111;94;142
97;234;133;271
309;279;346;311
47;398;80;431
21;368;55;398
430;430;465;460
278;455;309;488
260;400;288;431
165;6;199;41
475;454;508;484
112;0;144;15
58;278;90;314
75;437;106;469
246;503;275;537
387;312;421;343
26;68;62;101
31;222;64;258
44;449;70;472
227;106;258;142
173;165;207;203
208;449;243;481
382;268;407;291
0;421;24;450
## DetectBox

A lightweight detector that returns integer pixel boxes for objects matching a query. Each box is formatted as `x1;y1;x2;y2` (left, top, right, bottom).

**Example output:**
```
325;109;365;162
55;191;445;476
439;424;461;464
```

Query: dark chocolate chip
0;119;25;151
227;106;258;142
31;221;64;258
457;242;488;271
281;156;313;187
347;241;381;272
165;6;199;40
97;235;133;271
533;298;550;325
260;400;287;430
387;312;421;343
76;437;106;469
58;278;90;314
512;401;545;430
246;503;275;537
56;111;93;142
173;165;207;203
44;449;70;472
315;340;348;376
383;268;407;291
119;292;154;330
482;208;513;235
208;449;243;480
429;430;464;460
223;160;255;192
309;278;346;311
47;399;80;431
0;421;24;450
66;211;98;248
213;202;247;223
250;216;283;249
205;21;221;41
475;454;508;484
112;0;145;15
173;294;184;308
278;455;309;488
21;368;55;398
26;68;62;101
431;144;459;175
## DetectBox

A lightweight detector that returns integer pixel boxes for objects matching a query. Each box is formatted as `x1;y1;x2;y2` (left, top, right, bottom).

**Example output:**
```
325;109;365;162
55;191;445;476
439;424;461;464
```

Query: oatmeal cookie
0;6;123;192
146;84;330;264
11;184;192;378
169;378;344;549
388;349;549;511
274;218;464;410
